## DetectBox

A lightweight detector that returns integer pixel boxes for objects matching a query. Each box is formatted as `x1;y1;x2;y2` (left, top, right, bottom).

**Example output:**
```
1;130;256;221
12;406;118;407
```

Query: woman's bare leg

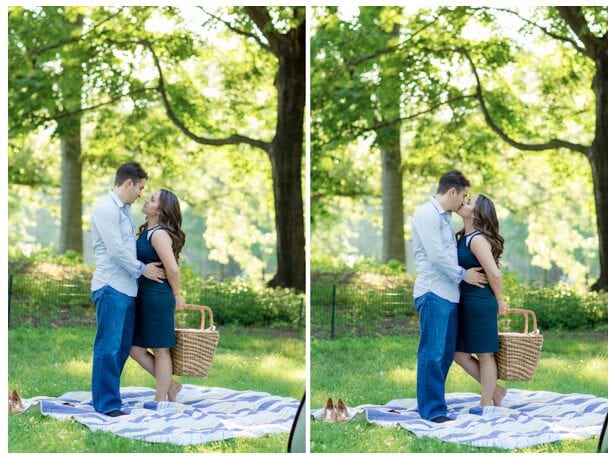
454;352;481;380
455;352;507;405
167;379;182;402
131;346;181;401
477;353;498;407
153;348;173;402
131;346;156;375
493;384;507;406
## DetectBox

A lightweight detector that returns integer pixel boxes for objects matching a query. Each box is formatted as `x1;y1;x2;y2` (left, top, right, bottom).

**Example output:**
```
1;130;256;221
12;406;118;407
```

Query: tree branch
556;6;606;57
138;39;271;153
319;94;475;148
26;7;126;56
348;37;410;67
243;6;291;54
198;6;271;53
347;16;439;67
9;86;157;133
456;46;591;155
311;188;379;202
374;94;476;133
487;7;588;56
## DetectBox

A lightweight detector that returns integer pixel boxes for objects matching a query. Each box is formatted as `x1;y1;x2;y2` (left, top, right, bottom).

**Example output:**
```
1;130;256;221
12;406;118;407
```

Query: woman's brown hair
472;195;504;267
458;194;505;267
138;189;186;260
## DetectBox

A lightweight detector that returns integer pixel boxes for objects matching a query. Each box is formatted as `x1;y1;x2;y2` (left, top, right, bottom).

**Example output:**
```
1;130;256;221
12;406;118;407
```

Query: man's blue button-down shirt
411;196;467;303
90;190;145;297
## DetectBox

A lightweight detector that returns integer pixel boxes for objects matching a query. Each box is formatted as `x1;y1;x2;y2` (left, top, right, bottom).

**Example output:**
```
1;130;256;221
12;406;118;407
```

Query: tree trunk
377;19;405;267
59;133;83;254
266;22;306;291
58;12;84;255
588;48;607;291
378;128;406;266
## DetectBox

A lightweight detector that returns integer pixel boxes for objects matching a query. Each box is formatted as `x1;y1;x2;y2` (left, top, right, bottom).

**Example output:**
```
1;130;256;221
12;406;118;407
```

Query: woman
454;194;509;407
130;189;186;402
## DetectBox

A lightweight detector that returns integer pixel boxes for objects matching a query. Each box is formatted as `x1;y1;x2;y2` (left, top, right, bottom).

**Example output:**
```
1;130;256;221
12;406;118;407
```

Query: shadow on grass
8;325;305;453
310;416;600;453
8;411;290;453
311;331;606;453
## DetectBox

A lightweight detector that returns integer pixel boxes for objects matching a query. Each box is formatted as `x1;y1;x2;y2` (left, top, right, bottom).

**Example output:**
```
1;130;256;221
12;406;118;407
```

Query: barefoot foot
168;381;182;402
493;386;507;406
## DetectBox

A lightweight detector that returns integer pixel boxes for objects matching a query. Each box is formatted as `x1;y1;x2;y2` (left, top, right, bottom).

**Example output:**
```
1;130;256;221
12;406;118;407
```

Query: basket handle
503;308;538;334
177;304;215;331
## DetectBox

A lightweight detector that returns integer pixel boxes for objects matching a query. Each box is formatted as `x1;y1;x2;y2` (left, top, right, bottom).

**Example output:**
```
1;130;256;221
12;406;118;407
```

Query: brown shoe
336;399;350;422
8;390;24;415
323;397;336;422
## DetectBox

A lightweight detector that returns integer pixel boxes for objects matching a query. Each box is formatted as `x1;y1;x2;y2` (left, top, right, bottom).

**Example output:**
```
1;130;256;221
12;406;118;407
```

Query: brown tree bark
376;20;406;267
378;128;406;267
266;18;306;290
58;13;84;255
59;132;83;254
147;7;306;290
587;47;607;291
456;6;607;290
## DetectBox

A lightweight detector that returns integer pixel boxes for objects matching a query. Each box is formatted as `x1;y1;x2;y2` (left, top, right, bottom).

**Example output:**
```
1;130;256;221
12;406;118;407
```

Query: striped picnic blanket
28;385;299;446
312;389;607;449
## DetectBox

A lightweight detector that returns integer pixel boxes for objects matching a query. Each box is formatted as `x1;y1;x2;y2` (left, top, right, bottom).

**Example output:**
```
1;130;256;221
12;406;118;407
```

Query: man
90;162;166;416
411;170;487;422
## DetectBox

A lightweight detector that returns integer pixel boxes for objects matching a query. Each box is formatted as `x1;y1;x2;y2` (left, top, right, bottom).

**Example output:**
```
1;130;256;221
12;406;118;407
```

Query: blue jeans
91;285;136;413
414;291;458;420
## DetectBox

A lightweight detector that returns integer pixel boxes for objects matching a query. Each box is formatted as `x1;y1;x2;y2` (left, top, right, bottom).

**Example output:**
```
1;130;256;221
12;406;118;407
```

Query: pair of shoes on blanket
323;397;350;422
8;390;24;415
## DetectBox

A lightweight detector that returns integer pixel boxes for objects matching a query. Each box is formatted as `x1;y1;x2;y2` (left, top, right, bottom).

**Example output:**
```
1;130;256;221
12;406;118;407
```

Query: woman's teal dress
456;231;499;354
133;227;176;349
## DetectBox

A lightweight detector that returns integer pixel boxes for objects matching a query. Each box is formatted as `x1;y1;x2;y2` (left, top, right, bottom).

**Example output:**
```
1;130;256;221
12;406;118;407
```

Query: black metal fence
8;274;96;327
311;283;418;339
8;273;304;329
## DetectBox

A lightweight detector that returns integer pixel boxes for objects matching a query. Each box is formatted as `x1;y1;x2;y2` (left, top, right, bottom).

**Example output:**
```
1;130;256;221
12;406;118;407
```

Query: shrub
311;258;415;291
10;248;88;270
182;277;303;327
500;272;607;331
311;267;607;337
9;261;304;328
311;255;412;277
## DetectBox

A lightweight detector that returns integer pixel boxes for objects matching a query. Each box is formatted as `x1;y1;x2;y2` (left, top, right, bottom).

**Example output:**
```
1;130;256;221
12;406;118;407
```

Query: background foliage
9;258;304;329
310;6;605;289
8;6;292;281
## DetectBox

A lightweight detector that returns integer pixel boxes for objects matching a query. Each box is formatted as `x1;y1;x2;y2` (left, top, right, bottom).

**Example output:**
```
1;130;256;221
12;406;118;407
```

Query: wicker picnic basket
171;304;219;377
496;308;543;381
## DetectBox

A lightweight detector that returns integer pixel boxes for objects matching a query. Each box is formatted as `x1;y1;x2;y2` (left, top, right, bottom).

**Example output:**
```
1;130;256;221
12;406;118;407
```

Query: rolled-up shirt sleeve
414;208;465;284
92;203;144;279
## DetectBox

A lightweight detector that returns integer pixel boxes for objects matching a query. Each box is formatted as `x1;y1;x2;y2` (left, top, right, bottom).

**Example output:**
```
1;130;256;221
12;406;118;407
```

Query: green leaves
311;6;602;284
8;6;287;279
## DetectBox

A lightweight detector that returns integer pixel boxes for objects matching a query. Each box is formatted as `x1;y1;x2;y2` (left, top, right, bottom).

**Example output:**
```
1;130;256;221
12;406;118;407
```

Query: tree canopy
310;6;606;288
9;6;306;288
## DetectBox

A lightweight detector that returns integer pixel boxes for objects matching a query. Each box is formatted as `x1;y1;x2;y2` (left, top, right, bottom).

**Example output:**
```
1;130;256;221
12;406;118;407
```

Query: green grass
8;326;305;453
311;330;607;453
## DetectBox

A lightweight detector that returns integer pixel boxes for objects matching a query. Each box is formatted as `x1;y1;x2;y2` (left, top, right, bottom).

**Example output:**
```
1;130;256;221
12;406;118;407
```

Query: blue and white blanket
26;385;299;446
312;389;607;449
